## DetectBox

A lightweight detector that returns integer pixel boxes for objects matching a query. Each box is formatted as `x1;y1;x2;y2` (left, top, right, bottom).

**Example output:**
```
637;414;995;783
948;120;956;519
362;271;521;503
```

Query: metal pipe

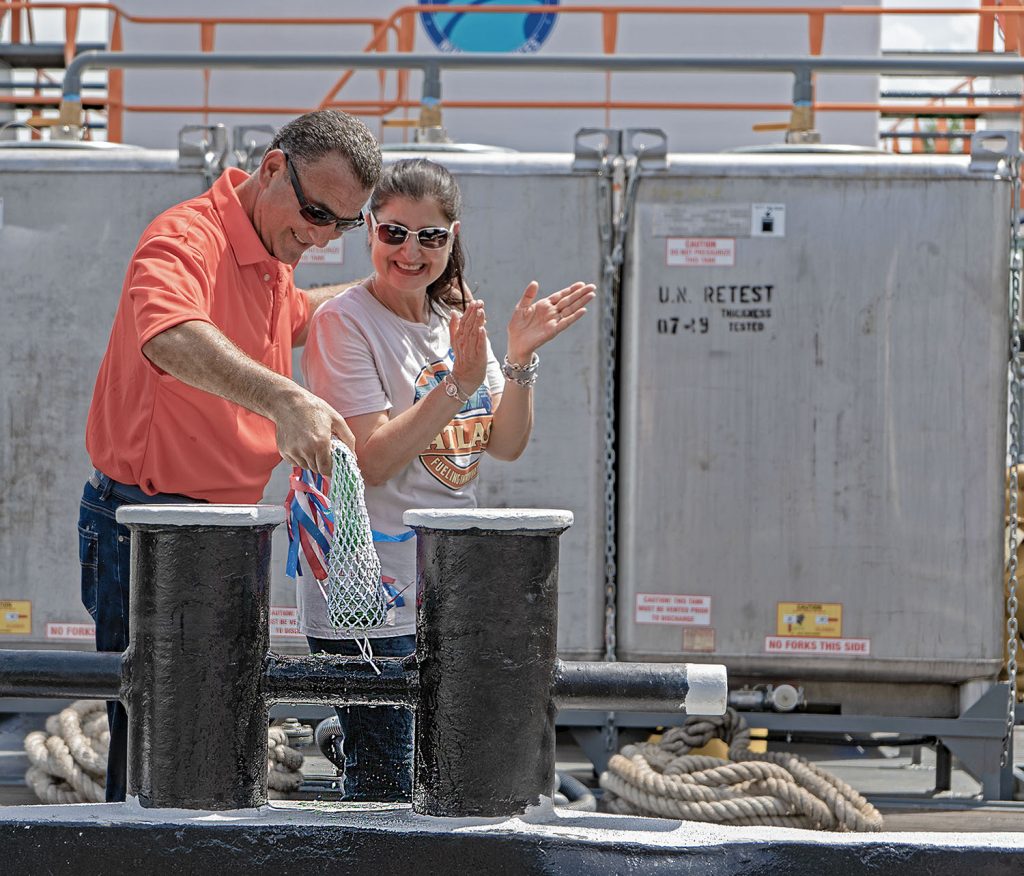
60;51;1024;103
0;650;122;699
406;508;573;818
117;504;284;811
551;659;726;714
263;654;419;706
0;81;106;90
0;42;105;68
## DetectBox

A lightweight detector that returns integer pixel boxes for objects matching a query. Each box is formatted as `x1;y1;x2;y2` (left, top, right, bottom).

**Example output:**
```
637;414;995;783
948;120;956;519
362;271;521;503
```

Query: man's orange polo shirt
86;167;310;503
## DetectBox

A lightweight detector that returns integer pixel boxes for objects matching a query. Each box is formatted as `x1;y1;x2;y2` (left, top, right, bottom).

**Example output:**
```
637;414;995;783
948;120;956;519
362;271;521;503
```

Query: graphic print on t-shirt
414;352;493;490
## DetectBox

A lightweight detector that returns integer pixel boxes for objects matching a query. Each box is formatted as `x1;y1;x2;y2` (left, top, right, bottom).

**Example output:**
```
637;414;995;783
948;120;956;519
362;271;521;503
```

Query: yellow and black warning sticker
0;600;31;634
776;602;841;638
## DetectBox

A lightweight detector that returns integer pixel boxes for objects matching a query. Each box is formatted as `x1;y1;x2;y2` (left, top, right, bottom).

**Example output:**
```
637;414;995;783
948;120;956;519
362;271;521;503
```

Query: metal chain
597;150;621;756
599;153;621;666
1004;151;1022;768
599;149;644;668
598;148;646;753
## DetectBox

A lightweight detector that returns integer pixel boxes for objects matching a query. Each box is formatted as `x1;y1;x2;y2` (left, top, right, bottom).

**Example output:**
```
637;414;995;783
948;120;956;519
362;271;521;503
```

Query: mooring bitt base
2;799;1024;875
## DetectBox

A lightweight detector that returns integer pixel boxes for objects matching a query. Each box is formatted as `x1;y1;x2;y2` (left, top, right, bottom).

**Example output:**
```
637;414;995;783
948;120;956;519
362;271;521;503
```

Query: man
79;109;382;802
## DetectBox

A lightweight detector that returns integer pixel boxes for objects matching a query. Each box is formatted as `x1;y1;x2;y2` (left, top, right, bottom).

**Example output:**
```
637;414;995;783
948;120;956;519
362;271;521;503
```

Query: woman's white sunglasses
369;212;455;250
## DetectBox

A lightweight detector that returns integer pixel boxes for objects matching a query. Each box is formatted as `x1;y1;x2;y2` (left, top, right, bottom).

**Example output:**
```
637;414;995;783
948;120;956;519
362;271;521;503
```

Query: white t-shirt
298;284;504;638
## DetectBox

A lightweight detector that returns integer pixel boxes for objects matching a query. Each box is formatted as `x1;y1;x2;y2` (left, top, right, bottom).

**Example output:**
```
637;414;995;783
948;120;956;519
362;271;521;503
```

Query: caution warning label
270;606;304;639
635;593;711;626
776;602;842;638
299;239;344;265
0;600;31;634
666;238;736;267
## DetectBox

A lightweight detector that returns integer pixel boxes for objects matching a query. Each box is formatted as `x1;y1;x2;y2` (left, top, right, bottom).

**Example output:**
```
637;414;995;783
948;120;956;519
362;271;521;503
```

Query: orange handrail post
375;21;389;139
107;11;123;142
200;21;216;126
806;11;826;140
602;12;618;128
1005;9;1021;53
63;4;78;67
9;0;22;44
396;13;415;136
979;3;997;53
601;10;618;53
807;10;825;55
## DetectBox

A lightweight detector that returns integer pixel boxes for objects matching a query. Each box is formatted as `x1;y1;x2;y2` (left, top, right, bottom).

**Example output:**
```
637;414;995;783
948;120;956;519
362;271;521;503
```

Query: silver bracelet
502;353;539;387
442;373;471;403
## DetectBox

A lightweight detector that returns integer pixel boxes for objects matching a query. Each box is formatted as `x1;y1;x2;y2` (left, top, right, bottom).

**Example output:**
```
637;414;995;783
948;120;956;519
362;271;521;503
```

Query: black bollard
116;504;283;810
406;509;573;818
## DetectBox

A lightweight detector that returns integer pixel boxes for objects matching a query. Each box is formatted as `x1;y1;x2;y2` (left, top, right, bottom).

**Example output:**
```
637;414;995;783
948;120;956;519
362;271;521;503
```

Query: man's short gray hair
268;110;382;190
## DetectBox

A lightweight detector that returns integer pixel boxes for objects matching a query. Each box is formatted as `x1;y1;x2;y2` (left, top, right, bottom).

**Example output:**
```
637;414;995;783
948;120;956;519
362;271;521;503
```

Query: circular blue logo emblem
419;0;559;54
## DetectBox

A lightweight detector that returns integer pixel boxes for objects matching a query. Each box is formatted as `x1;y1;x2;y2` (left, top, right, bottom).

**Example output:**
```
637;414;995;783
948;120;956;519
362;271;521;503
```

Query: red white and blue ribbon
285;466;334;581
285;466;416;582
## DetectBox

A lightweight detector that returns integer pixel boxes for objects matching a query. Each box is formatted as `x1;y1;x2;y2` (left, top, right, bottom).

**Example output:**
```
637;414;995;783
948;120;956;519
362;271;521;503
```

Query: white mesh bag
324;439;389;633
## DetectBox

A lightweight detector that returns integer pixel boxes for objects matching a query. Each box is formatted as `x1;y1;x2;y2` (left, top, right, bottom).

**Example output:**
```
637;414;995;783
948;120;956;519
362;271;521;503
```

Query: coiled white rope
267;725;305;794
24;700;107;804
24;701;305;802
599;708;884;831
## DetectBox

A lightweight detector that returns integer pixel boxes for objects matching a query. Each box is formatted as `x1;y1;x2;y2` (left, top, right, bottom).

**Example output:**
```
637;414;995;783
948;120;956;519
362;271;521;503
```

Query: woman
299;158;595;801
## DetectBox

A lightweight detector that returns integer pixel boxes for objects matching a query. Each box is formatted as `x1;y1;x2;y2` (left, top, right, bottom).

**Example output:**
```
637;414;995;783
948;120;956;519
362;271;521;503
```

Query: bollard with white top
116;504;284;810
405;508;727;818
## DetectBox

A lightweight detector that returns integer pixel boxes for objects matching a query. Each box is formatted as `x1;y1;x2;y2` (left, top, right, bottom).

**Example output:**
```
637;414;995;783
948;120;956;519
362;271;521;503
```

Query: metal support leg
570;726;612;775
117;505;284;810
940;684;1016;800
934;742;952;793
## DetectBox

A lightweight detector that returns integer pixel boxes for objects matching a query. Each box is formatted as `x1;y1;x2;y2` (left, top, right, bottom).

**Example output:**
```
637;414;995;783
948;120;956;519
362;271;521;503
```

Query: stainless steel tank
291;152;609;660
0;146;607;658
0;144;205;650
618;151;1011;715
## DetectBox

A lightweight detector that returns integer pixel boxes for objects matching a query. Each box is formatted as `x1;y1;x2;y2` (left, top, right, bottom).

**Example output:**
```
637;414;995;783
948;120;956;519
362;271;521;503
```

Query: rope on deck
599;708;884;831
24;700;107;803
23;700;305;802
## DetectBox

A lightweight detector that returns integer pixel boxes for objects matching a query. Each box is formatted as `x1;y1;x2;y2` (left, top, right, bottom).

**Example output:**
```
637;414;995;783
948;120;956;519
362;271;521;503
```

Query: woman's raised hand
506;281;597;365
449;299;489;394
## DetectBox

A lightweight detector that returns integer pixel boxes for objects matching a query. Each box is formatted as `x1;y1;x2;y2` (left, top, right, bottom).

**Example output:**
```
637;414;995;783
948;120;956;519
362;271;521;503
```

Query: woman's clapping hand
449;299;489;394
506;281;597;364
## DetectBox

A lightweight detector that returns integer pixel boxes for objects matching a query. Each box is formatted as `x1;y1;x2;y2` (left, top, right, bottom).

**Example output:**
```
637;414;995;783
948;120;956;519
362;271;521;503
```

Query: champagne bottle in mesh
325;439;388;631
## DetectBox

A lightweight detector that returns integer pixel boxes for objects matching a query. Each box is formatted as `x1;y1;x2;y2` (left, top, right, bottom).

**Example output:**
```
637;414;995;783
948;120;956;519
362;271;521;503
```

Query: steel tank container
0;145;205;650
618;152;1010;715
0;147;606;659
289;152;609;660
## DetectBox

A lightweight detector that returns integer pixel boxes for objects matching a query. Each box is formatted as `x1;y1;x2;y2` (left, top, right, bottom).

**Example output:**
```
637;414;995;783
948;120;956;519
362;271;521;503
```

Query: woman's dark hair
368;158;468;312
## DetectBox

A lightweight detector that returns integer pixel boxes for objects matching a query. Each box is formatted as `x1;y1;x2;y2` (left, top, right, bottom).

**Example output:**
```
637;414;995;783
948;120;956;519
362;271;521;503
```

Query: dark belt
88;469;204;505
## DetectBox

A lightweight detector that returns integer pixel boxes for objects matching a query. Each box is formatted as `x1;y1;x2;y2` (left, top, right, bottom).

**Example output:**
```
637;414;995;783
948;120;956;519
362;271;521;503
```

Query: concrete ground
5;704;1024;831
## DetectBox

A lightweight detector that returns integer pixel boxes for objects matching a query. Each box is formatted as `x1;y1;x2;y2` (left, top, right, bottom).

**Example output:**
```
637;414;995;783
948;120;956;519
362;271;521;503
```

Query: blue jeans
78;472;202;802
307;634;416;802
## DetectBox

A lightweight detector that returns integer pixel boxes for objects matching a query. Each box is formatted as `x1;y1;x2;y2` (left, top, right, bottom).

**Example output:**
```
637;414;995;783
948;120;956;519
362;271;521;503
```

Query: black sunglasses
369;212;455;250
283;151;365;234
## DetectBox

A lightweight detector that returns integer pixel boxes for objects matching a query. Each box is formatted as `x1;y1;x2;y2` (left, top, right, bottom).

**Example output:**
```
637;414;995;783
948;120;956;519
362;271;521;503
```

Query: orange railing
0;2;397;140
2;2;1024;146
